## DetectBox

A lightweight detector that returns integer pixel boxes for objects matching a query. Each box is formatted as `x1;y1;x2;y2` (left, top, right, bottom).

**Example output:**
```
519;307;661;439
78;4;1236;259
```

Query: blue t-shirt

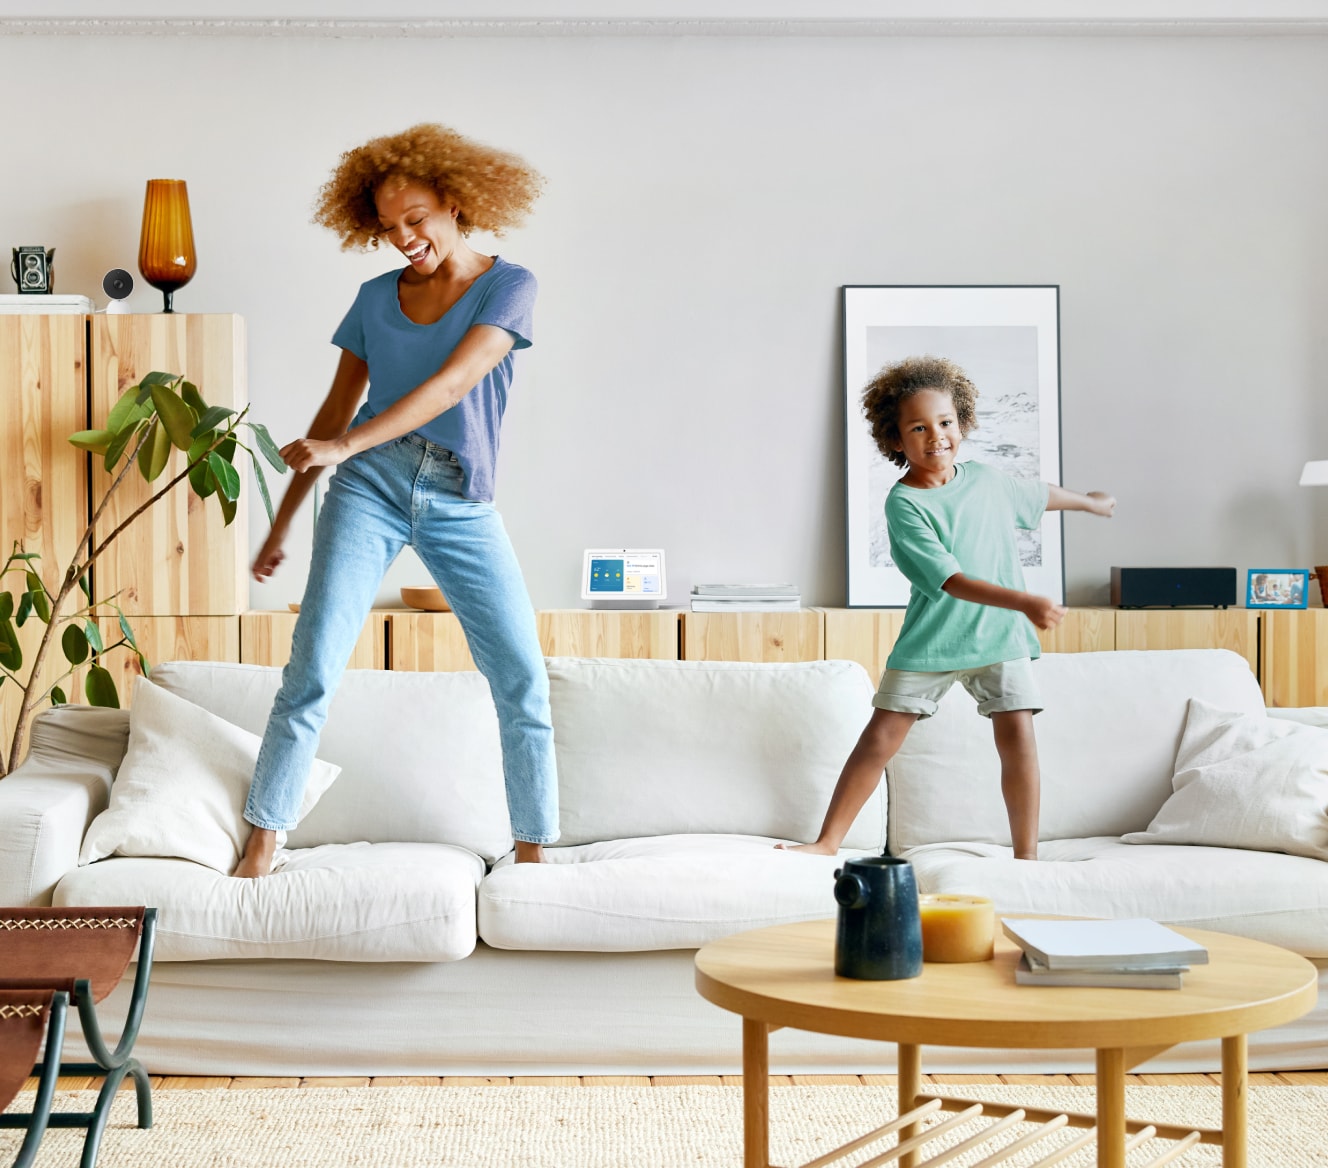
331;255;536;502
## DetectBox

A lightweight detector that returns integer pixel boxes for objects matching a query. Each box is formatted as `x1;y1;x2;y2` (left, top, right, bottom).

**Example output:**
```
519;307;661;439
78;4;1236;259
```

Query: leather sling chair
0;907;157;1168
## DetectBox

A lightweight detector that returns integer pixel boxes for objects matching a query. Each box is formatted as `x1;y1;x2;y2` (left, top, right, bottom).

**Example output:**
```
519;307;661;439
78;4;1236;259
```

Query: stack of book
690;584;801;612
1002;917;1209;990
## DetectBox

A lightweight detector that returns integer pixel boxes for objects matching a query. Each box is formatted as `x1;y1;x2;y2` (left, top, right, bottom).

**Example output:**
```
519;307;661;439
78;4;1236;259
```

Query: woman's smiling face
374;180;459;275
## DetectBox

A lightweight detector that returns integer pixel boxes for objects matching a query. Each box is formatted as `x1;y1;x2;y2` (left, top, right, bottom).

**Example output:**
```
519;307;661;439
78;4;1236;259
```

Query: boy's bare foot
775;841;838;855
232;827;279;878
514;841;546;864
1014;851;1039;861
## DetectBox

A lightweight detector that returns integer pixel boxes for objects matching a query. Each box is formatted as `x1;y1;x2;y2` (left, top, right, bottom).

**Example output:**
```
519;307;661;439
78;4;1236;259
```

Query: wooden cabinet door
89;314;247;616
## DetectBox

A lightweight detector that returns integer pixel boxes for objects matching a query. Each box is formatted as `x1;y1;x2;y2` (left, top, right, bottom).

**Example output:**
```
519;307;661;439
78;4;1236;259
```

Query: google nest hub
581;548;666;610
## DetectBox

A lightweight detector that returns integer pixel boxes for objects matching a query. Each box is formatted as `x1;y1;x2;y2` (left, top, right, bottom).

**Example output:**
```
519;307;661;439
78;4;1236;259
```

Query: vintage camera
11;246;54;294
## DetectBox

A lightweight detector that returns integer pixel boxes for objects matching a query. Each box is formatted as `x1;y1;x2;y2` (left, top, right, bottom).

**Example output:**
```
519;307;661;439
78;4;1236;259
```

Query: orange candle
919;893;995;962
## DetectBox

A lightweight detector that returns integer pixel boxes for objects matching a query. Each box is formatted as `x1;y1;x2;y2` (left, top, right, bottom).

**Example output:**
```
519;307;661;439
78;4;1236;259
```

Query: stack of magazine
1002;917;1209;990
690;584;801;612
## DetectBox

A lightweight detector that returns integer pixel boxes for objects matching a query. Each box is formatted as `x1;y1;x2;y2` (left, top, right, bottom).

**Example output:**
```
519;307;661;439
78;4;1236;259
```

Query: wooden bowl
400;586;451;612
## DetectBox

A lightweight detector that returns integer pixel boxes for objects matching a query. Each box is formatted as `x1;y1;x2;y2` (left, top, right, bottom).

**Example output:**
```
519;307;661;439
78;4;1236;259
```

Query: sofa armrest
0;706;129;906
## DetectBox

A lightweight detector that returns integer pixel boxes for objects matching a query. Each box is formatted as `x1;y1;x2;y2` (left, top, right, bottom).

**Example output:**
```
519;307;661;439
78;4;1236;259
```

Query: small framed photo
1246;569;1309;609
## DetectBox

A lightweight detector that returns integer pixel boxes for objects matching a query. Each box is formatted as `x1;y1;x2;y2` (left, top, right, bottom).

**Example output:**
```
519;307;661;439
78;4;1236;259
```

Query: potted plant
0;371;284;777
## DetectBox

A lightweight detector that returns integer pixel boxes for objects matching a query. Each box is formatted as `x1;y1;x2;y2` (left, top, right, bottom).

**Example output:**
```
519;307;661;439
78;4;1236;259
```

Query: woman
234;123;556;877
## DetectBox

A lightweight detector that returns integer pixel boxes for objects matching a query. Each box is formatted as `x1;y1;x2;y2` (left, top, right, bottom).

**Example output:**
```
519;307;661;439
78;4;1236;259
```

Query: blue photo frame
1246;569;1309;609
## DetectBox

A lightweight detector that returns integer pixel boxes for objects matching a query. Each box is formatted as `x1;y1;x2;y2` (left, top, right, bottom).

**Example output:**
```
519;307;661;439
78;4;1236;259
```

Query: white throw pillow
79;678;340;873
1122;698;1328;861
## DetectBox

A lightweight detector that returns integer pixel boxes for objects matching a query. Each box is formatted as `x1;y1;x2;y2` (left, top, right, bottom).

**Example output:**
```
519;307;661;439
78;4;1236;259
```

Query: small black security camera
103;268;133;299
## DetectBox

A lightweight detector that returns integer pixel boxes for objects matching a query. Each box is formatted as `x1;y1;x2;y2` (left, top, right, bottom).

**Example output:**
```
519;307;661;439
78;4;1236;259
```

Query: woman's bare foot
775;841;838;855
514;841;546;864
233;827;279;878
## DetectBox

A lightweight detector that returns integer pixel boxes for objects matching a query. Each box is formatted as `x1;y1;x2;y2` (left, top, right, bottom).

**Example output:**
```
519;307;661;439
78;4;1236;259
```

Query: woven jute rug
3;1083;1325;1167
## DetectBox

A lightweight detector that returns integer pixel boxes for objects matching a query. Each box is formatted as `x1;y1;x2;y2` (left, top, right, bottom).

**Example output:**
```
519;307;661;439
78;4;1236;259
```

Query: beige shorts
872;658;1042;720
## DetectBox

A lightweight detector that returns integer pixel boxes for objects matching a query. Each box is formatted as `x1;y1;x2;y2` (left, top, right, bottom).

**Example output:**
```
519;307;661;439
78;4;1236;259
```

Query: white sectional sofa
1;649;1325;1076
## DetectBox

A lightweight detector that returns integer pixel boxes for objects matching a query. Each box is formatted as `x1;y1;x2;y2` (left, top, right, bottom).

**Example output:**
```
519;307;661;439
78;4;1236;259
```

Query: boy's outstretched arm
942;574;1067;631
1046;485;1116;516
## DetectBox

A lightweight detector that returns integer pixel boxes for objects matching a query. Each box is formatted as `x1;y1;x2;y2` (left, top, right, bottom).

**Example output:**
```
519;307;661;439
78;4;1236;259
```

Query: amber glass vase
137;179;197;313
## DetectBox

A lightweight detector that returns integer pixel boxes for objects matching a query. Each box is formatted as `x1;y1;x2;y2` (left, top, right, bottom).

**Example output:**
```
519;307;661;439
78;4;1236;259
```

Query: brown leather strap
0;907;145;1004
0;989;53;1113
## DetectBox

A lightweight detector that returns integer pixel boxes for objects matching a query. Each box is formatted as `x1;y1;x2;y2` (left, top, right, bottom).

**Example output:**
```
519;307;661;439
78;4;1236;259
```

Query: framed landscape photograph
842;285;1064;607
1246;569;1309;609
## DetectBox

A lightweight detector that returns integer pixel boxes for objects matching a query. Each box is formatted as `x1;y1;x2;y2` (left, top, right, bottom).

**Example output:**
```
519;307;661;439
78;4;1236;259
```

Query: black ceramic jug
833;854;924;980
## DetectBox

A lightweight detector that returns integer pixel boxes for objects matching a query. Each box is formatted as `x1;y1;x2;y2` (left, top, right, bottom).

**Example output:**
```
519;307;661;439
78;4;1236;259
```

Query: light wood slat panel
1037;607;1116;653
240;610;385;670
536;609;678;660
0;316;89;753
3;595;91;758
681;611;824;662
89;314;247;616
1114;609;1258;672
388;611;476;671
96;616;240;703
1261;609;1328;707
819;608;905;681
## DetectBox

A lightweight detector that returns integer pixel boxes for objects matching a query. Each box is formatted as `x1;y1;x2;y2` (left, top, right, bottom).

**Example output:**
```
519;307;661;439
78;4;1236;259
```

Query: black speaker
1111;567;1237;609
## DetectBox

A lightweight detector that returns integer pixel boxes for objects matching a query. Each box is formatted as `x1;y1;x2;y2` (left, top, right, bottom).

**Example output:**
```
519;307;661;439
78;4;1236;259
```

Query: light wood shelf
240;610;386;670
387;611;476;672
1114;609;1258;673
681;610;824;662
537;608;679;660
95;615;241;705
1261;609;1328;707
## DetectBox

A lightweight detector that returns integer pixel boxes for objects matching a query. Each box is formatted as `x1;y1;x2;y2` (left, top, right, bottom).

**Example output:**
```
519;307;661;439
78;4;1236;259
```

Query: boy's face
894;389;962;477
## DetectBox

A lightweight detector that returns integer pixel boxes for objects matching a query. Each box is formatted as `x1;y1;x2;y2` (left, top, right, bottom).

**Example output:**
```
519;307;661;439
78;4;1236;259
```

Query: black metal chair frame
0;907;157;1168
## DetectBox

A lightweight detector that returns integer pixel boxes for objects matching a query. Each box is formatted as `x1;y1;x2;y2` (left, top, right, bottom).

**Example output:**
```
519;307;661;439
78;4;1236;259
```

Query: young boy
783;355;1115;860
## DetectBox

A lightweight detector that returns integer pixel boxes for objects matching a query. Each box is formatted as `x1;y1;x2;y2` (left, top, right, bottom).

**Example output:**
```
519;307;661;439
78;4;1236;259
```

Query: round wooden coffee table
695;917;1317;1168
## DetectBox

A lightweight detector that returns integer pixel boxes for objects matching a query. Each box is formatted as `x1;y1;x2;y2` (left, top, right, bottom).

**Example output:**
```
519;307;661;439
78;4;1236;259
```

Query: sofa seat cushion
53;842;483;962
478;834;845;951
904;836;1328;958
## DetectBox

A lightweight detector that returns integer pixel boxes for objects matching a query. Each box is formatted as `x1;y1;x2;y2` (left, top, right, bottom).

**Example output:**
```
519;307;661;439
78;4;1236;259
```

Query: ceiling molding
3;17;1328;36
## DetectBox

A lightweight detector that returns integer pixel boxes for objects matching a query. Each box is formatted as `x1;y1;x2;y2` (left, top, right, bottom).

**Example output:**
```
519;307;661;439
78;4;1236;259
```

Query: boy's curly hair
313;123;544;250
861;355;980;469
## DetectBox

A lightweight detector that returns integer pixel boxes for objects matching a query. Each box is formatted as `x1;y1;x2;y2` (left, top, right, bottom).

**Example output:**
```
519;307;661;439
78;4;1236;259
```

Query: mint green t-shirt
884;460;1049;672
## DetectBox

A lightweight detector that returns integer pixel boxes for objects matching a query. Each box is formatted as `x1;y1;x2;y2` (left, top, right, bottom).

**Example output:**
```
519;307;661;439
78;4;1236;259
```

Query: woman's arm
277;324;515;474
1046;484;1116;517
253;349;368;580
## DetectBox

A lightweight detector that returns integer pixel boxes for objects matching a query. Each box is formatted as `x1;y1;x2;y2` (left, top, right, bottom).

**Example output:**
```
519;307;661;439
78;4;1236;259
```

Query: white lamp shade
1300;460;1328;486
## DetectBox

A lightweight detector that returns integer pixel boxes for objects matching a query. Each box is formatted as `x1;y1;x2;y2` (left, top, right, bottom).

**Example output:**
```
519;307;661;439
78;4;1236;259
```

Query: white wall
2;26;1326;609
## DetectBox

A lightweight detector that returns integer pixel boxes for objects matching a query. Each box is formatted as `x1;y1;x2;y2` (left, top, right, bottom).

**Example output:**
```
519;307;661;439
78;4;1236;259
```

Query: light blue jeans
243;431;559;844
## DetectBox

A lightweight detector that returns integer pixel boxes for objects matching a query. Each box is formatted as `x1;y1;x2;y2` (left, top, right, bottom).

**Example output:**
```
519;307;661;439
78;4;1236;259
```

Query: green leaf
217;490;237;527
151;383;199;451
15;592;32;626
0;618;22;671
85;664;119;708
24;571;50;620
190;405;237;439
69;429;114;454
61;622;90;665
84;619;105;653
181;380;207;416
208;451;242;501
117;609;138;651
51;685;67;706
137;418;172;482
140;371;178;390
0;592;11;621
247;422;287;473
251;455;275;525
137;652;151;679
78;574;91;602
103;421;139;471
105;385;150;434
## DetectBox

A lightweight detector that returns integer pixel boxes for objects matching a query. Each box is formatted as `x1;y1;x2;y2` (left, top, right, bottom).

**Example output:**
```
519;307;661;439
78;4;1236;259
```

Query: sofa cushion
150;661;513;863
904;835;1328;958
1123;699;1328;861
887;649;1267;852
477;834;847;951
54;842;483;961
78;679;340;874
546;657;882;849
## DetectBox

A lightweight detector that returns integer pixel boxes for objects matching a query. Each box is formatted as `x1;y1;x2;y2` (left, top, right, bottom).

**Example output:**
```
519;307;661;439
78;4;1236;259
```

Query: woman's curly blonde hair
313;123;544;250
861;355;980;469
